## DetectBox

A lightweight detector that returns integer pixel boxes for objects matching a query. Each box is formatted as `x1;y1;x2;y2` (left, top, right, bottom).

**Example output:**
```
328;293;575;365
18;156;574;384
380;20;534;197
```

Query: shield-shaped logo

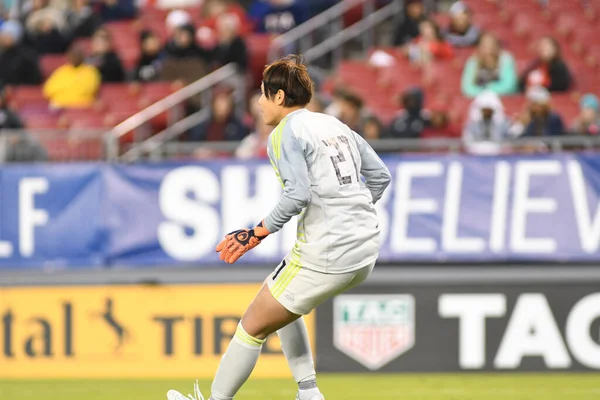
333;294;415;370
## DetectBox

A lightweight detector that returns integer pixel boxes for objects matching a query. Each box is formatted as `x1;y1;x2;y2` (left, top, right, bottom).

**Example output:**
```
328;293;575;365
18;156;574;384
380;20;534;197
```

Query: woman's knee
240;285;298;339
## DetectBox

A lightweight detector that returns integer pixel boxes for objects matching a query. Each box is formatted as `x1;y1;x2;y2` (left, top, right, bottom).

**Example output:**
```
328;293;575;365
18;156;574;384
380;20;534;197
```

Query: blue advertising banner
2;154;600;268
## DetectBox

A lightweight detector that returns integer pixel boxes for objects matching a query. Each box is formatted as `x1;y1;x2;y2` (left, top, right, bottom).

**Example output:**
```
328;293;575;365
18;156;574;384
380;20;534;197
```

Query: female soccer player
167;55;391;400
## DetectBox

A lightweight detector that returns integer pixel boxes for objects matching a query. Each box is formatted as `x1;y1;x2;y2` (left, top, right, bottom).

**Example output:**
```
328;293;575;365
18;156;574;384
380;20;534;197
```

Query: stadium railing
124;136;600;162
104;63;242;161
0;129;599;162
0;128;107;162
301;0;401;65
120;0;402;162
107;1;387;162
267;0;377;65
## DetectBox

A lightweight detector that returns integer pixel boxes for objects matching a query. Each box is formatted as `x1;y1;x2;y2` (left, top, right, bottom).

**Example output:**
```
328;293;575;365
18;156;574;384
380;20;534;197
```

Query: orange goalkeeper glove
216;222;270;264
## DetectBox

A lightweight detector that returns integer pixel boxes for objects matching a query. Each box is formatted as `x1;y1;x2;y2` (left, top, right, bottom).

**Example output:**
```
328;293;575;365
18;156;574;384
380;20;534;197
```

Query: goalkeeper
168;55;391;400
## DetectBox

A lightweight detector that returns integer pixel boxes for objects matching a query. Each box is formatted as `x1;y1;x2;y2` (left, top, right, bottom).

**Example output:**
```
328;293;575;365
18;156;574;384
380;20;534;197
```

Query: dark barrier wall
1;265;599;377
317;278;600;372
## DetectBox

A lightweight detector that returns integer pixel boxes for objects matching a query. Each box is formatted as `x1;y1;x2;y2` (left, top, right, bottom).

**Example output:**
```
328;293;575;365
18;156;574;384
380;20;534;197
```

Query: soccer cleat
167;380;205;400
295;393;325;400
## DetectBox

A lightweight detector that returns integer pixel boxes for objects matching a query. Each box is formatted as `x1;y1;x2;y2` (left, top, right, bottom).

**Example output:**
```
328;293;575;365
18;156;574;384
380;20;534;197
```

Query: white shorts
267;260;375;315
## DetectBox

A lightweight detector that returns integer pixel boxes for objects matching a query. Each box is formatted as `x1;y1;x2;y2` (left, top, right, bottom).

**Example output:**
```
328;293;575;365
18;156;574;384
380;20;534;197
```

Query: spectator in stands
393;0;427;46
235;98;270;159
134;30;163;82
164;23;211;62
388;87;430;139
249;0;308;35
324;87;345;119
407;18;453;65
196;0;252;49
165;9;192;35
423;105;458;138
512;86;565;137
97;0;136;21
18;0;51;24
211;13;248;72
338;91;368;133
444;1;480;48
87;27;125;82
0;85;24;130
25;1;70;54
463;90;511;142
519;36;572;93
66;0;102;38
306;93;324;113
152;0;201;9
0;85;48;161
43;43;100;108
5;133;48;161
0;20;42;85
188;88;248;141
362;116;384;140
570;94;600;136
461;32;517;98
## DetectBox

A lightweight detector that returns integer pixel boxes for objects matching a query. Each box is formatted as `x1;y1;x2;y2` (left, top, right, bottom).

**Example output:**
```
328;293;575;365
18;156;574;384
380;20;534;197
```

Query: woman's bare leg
209;284;300;400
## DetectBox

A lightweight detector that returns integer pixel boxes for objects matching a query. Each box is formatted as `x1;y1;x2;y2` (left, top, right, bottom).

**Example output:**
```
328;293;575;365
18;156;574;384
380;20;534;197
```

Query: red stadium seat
99;82;141;100
8;86;45;106
40;55;67;78
62;109;108;129
501;96;527;118
463;0;501;15
23;112;64;130
73;38;92;53
246;34;272;87
140;81;176;100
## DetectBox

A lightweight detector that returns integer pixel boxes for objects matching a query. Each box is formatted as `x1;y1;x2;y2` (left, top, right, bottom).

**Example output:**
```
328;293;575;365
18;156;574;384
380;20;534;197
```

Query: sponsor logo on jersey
333;294;415;370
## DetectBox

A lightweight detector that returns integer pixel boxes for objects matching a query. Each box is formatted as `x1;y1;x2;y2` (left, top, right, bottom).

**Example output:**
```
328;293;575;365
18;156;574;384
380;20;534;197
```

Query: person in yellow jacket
43;44;101;109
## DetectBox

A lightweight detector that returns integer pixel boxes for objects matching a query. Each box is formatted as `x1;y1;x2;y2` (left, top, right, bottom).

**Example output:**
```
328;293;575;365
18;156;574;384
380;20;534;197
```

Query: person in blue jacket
249;0;308;34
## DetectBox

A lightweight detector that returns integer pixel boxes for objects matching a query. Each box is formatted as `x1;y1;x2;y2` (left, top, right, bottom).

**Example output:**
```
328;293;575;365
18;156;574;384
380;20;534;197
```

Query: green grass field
1;374;600;400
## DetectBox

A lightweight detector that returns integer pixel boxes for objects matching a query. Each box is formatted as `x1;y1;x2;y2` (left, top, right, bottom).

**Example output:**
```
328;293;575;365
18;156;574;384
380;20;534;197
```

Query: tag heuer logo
333;294;415;370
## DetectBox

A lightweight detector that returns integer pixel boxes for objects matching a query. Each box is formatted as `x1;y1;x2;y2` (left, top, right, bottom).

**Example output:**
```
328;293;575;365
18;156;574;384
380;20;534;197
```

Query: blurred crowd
320;0;599;156
0;0;597;161
0;0;326;92
0;0;336;160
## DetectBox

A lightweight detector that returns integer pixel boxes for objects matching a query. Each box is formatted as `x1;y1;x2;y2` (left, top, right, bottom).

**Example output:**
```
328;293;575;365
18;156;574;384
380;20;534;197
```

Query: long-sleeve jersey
264;108;391;274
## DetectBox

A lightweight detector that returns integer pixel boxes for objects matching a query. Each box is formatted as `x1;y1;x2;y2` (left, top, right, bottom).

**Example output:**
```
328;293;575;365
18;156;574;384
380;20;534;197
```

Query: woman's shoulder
498;50;516;61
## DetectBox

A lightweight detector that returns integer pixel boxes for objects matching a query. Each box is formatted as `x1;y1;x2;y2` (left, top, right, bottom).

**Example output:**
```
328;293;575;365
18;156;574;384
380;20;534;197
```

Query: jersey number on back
322;136;359;186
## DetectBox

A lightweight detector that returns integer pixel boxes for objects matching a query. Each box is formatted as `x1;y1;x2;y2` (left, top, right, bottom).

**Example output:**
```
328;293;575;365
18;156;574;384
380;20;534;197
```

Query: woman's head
580;94;599;123
449;1;471;34
339;92;363;124
72;0;88;11
67;43;86;67
140;30;161;56
477;32;500;63
203;0;228;18
216;13;239;43
406;0;425;20
419;19;443;41
430;109;449;128
92;28;113;54
212;90;234;122
259;54;313;125
173;24;195;48
538;36;561;63
526;86;551;116
363;116;383;139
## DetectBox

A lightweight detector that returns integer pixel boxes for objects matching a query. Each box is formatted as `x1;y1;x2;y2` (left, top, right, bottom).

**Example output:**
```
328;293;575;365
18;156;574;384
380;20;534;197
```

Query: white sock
277;317;321;399
210;323;265;400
